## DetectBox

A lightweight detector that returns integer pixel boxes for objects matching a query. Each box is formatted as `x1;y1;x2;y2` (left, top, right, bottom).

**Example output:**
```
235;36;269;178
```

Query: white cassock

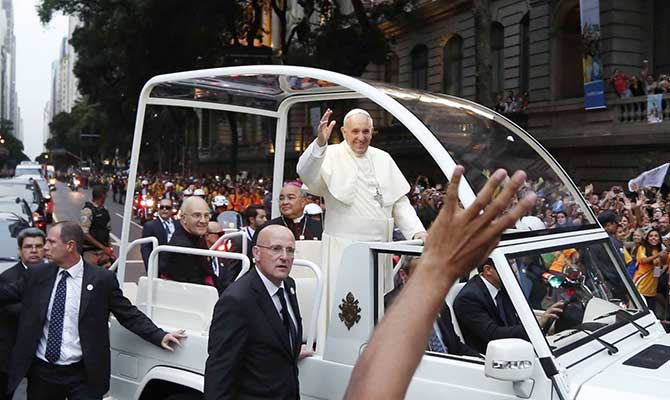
297;139;425;303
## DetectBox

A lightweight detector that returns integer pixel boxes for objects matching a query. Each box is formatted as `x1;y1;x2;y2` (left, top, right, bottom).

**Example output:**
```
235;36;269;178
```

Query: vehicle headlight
146;199;155;207
49;178;56;185
43;194;51;200
140;200;146;206
74;179;80;185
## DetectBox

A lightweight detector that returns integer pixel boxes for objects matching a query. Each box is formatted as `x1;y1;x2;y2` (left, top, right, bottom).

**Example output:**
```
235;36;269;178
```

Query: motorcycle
133;194;156;225
68;176;81;192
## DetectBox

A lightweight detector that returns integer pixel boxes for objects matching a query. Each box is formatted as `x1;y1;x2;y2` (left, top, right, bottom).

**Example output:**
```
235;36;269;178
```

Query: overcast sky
15;0;68;160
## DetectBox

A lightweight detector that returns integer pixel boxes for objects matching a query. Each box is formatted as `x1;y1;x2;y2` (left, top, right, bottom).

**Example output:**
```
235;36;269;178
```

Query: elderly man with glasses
141;198;180;271
205;225;311;399
159;197;220;291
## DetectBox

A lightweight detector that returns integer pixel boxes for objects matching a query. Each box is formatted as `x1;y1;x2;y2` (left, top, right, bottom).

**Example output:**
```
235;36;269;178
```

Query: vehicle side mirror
25;184;32;190
485;339;536;398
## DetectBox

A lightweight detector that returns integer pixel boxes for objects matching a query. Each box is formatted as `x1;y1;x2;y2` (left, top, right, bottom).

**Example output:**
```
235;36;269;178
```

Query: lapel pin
290;287;295;295
87;284;94;291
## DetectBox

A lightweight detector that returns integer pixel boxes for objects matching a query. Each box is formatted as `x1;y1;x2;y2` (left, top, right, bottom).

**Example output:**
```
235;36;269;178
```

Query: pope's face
341;114;373;155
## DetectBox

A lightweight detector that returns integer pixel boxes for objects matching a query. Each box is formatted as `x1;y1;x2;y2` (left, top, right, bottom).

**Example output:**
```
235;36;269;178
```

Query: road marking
114;212;143;229
110;232;121;247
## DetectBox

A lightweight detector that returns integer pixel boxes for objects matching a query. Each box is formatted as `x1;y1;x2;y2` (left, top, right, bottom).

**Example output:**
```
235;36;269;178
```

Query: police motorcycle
133;179;156;225
68;174;81;191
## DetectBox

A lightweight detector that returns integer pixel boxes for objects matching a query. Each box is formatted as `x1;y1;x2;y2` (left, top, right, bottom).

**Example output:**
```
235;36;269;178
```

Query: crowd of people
610;60;670;98
493;90;529;114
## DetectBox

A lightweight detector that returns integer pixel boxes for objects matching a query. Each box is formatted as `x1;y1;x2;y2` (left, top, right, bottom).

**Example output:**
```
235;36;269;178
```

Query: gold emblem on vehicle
339;292;361;330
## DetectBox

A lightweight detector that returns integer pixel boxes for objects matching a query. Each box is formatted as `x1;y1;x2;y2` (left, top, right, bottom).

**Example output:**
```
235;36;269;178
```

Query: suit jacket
252;216;323;247
160;226;218;289
0;262;25;373
384;286;480;357
453;275;527;354
141;218;180;269
0;261;166;396
204;269;302;400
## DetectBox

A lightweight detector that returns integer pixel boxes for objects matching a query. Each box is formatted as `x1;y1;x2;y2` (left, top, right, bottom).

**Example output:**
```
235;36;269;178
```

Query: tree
0;119;29;166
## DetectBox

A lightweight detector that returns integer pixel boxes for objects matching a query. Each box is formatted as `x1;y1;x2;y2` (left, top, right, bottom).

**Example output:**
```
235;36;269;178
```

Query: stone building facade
367;0;670;190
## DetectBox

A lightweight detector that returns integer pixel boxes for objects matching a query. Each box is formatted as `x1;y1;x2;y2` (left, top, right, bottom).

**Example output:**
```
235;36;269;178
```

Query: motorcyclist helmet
212;195;229;208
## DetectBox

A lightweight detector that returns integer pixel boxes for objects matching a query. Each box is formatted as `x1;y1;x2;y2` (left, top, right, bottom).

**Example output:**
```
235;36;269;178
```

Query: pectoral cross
374;187;384;208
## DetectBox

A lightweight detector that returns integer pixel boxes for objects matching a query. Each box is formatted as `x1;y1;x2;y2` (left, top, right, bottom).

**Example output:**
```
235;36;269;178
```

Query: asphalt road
50;181;147;283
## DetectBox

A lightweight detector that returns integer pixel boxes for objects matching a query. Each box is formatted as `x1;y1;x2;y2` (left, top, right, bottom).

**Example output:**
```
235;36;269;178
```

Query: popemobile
108;65;670;400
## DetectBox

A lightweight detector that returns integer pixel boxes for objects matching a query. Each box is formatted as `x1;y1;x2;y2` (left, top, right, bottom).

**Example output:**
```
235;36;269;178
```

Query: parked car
0;210;31;274
0;180;49;231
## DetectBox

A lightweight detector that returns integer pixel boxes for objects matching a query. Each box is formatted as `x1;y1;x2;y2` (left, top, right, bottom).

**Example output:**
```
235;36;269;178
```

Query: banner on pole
647;94;663;123
580;0;606;110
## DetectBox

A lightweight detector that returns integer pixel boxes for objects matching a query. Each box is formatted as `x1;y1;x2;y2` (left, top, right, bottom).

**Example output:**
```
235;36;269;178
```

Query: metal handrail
145;245;251;318
112;237;158;283
292;258;323;352
210;230;247;257
391;240;424;277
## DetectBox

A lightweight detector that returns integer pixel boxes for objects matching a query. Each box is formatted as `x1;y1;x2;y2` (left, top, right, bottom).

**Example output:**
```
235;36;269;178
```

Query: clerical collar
292;214;304;223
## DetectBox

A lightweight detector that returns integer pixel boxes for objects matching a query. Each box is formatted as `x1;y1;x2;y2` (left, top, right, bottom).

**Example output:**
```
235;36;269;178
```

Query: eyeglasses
208;231;225;237
21;244;44;250
256;244;296;257
158;205;172;210
186;212;211;220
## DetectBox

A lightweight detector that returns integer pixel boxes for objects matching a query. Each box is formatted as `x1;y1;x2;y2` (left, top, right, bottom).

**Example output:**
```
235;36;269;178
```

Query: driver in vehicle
385;256;481;358
454;259;565;354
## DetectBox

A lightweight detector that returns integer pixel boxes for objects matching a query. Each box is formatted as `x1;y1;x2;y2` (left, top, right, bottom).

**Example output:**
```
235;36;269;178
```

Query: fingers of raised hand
464;169;508;221
479;170;528;225
444;165;464;216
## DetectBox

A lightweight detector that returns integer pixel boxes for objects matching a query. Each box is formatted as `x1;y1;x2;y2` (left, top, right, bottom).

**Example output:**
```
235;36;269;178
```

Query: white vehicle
14;161;43;179
110;66;668;400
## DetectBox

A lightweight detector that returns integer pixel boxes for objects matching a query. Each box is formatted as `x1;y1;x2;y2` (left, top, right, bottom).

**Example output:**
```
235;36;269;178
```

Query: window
552;3;584;99
519;14;530;91
385;52;399;85
411;45;429;90
491;22;504;95
443;36;463;96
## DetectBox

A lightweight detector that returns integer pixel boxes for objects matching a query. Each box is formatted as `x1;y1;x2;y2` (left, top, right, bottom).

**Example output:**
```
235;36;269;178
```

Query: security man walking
80;185;114;267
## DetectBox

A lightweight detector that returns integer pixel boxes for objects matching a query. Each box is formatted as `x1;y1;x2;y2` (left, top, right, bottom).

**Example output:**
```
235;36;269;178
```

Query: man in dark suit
0;221;186;400
252;183;322;247
454;258;564;354
205;225;310;400
385;256;480;357
141;198;179;270
0;228;46;400
160;197;219;289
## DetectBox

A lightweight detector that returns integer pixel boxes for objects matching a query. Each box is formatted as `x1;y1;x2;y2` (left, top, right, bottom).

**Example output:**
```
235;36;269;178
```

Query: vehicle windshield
0;213;29;261
377;85;595;234
505;239;645;355
15;167;42;177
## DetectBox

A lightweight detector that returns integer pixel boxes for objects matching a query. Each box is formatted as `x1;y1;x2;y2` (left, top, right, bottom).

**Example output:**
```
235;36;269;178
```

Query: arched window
385;52;399;85
491;22;505;95
519;14;530;91
443;36;463;96
552;3;584;99
411;45;429;90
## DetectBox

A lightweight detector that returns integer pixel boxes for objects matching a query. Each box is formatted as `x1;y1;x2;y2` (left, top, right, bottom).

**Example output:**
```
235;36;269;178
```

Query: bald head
254;225;296;286
180;196;210;236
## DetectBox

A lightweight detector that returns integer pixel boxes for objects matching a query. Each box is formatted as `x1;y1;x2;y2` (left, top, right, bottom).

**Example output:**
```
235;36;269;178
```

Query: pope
297;108;427;298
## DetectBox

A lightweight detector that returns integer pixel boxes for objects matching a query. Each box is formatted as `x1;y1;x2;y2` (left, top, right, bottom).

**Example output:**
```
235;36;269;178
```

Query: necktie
495;291;509;326
277;288;297;352
45;270;70;363
163;221;172;240
211;257;219;276
428;327;447;353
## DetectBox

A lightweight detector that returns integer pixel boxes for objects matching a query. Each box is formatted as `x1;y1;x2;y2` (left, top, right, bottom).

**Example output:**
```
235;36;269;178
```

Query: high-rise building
0;0;18;135
45;15;81;137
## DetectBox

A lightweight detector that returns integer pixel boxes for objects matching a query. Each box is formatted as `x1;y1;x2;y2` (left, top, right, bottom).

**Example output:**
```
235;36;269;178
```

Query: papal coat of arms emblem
338;292;361;330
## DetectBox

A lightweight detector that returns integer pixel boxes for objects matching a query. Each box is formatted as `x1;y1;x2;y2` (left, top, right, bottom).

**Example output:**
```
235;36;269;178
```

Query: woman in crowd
633;228;668;314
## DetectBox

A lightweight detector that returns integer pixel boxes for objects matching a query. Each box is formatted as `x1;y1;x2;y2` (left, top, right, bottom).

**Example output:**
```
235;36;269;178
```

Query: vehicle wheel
163;393;203;400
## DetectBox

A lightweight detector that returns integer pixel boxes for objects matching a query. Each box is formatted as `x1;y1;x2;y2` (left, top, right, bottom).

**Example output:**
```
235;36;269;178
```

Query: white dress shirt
481;275;500;307
36;258;84;365
255;267;297;330
158;216;175;242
